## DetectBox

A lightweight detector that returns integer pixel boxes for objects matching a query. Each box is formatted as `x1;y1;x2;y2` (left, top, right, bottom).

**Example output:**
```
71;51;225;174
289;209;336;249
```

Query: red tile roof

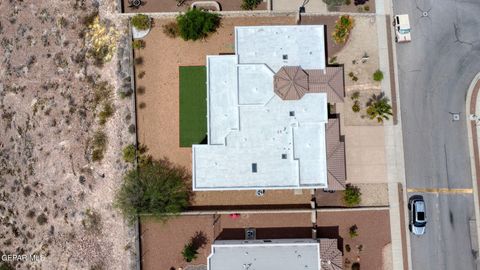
306;67;345;103
319;239;343;270
326;119;346;190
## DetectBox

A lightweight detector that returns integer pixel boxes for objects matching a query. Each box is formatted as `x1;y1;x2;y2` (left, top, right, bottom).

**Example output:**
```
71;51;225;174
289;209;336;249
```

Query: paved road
392;0;480;269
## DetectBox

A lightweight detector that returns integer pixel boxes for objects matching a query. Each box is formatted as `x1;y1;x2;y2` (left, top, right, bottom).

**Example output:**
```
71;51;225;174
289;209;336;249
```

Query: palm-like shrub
373;69;384;81
366;93;392;123
176;9;221;41
114;158;190;223
332;15;354;44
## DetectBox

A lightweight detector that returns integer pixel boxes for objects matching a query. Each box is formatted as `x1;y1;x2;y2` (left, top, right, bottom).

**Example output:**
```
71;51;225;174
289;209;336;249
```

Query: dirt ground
141;210;391;270
135;16;328;207
0;1;135;269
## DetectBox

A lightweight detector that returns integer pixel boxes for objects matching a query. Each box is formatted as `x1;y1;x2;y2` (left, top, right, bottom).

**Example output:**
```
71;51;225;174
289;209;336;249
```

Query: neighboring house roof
207;240;320;270
326;119;346;190
319;239;343;270
306;67;345;103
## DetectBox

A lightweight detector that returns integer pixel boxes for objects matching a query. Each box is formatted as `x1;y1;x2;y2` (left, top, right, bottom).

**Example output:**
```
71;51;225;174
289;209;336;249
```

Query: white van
393;14;411;43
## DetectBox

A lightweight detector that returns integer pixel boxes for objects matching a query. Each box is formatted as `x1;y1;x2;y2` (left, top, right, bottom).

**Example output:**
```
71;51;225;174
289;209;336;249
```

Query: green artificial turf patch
179;66;207;147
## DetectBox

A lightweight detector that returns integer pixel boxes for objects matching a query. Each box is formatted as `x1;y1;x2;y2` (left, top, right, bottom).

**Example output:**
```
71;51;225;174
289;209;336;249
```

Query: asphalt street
393;0;480;269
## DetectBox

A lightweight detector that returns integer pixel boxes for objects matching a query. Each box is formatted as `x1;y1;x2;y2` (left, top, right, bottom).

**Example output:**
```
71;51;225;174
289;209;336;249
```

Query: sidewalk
465;72;480;259
375;0;410;269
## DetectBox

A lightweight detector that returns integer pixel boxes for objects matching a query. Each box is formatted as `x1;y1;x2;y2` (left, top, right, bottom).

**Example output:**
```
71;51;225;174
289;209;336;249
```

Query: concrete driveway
393;0;480;269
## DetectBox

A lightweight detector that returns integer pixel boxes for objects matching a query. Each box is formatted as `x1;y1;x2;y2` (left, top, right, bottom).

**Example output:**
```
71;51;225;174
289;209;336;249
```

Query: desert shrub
114;158;190;223
37;213;48;225
82;209;102;233
132;39;146;49
0;263;14;270
162;21;180;38
345;244;351;252
92;130;108;162
98;102;115;125
349;224;358;238
128;124;136;134
122;143;148;163
373;69;383;81
364;5;370;11
352;100;360;113
351;91;360;100
332;15;354;44
131;14;151;30
241;0;262;10
176;9;221;41
182;242;198;262
366;93;392;123
93;82;113;107
343;184;361;206
85;15;119;66
351;262;361;270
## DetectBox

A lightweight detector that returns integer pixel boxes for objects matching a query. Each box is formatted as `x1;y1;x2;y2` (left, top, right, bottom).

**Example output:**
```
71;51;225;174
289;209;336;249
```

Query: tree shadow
190;231;208;250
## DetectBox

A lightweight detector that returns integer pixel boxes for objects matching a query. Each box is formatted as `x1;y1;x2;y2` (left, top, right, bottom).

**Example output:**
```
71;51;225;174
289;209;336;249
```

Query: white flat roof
193;25;328;191
235;25;326;72
208;240;321;270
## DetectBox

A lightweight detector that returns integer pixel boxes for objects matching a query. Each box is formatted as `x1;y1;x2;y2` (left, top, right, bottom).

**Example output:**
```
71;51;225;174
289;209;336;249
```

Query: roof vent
252;163;257;173
282;54;288;60
255;189;265;197
282;154;287;159
289;111;295;117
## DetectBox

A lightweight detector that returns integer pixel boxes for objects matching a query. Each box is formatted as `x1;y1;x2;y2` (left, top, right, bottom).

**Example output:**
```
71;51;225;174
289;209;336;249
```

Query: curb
465;72;480;257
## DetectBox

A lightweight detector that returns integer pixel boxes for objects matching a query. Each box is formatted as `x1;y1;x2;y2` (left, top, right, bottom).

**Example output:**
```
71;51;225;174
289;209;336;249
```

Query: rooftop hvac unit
256;189;265;197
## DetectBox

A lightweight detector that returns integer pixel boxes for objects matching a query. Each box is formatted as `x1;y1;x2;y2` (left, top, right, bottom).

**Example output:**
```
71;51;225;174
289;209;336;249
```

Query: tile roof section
306;67;345;103
326;119;346;190
319;239;343;270
274;66;309;100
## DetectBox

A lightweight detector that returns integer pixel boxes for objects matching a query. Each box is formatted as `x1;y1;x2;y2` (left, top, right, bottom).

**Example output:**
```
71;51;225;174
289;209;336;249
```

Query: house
208;239;342;270
192;25;346;191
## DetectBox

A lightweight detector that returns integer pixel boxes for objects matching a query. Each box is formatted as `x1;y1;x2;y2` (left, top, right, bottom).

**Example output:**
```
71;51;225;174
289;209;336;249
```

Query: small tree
122;143;149;164
176;9;221;41
114;158;190;223
131;14;151;30
352;100;360;113
366;93;392;123
182;242;198;262
343;184;361;206
373;69;384;81
241;0;262;10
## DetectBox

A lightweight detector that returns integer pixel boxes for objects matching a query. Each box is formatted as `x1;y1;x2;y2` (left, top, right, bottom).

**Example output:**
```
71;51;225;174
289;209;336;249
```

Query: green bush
182;242;198;262
332;15;354;44
176;9;221;41
373;69;384;81
352;100;360;113
131;14;151;30
114;158;190;223
241;0;262;10
343;184;361;206
351;91;360;100
132;39;146;49
349;224;358;238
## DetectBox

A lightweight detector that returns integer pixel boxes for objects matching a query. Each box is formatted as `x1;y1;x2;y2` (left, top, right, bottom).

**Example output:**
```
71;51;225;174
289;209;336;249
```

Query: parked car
393;14;411;43
408;195;427;235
